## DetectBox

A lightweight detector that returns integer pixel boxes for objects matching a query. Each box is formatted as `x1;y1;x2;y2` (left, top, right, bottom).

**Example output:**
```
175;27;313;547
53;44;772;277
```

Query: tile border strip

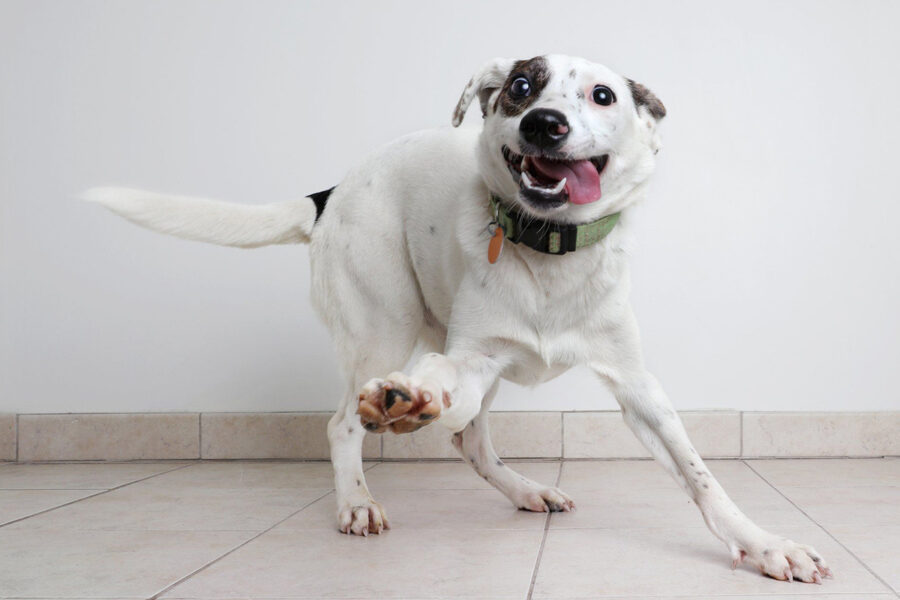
0;411;897;462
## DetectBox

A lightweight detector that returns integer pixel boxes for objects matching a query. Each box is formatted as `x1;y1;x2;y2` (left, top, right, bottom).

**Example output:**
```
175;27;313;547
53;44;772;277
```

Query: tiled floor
0;459;897;599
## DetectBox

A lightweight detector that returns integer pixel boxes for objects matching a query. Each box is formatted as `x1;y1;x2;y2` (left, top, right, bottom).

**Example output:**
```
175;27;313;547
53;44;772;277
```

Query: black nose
519;109;569;149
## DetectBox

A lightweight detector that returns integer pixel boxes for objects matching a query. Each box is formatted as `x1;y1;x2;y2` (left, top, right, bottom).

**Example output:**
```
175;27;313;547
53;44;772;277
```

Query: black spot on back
307;186;335;222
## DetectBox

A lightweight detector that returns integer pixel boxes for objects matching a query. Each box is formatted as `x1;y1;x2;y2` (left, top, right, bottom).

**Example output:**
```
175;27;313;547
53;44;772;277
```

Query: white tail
81;186;318;248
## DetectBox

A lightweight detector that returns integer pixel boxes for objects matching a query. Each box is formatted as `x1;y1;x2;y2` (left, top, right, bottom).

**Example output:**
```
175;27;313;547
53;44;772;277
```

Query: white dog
86;54;831;584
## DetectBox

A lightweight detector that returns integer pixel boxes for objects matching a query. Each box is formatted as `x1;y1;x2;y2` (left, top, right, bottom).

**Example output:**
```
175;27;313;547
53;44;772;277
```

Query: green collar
489;194;620;256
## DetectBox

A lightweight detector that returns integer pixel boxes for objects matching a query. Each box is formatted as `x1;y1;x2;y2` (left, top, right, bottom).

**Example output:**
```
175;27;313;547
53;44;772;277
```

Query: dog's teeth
521;170;536;189
550;177;566;194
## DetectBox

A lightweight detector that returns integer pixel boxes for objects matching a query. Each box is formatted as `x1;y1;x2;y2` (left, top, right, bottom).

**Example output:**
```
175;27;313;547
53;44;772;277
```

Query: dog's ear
626;78;666;121
452;58;516;127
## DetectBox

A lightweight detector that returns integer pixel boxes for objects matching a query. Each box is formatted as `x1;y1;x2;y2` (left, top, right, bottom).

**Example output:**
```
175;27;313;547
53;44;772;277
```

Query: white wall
1;0;899;414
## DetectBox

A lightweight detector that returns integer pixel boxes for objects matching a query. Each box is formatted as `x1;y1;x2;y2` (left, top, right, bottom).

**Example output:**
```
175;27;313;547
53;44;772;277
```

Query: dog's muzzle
519;109;569;151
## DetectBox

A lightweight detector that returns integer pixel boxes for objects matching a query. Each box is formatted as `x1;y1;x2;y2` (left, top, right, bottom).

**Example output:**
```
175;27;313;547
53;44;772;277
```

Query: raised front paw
357;372;445;434
733;535;832;583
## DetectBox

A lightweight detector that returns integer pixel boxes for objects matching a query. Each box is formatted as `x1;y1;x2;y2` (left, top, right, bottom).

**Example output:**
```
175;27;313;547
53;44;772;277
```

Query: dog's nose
519;109;570;150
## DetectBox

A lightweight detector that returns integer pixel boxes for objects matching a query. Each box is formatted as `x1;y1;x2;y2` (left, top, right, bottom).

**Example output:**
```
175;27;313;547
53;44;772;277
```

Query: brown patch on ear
627;79;666;120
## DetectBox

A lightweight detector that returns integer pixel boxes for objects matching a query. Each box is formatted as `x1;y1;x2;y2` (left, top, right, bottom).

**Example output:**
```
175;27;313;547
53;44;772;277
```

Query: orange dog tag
488;226;504;264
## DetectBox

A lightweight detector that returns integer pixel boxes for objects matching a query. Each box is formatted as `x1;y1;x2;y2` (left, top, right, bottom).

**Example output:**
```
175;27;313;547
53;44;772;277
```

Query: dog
85;54;831;584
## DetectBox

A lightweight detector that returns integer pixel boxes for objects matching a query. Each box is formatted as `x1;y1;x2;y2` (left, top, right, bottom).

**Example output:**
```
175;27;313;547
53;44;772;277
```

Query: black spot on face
763;549;771;556
497;56;550;117
568;68;576;79
348;427;354;434
575;89;585;100
702;483;709;489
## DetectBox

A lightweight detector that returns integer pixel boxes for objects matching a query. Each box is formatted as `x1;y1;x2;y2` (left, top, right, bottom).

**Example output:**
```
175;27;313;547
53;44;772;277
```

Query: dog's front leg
358;347;506;434
592;315;832;583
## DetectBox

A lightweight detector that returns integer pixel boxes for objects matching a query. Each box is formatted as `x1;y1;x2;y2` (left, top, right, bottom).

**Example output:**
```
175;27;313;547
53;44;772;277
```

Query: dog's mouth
502;145;609;208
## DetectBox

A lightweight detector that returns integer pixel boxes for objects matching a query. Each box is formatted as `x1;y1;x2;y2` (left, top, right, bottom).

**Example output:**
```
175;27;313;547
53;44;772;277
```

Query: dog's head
453;54;665;223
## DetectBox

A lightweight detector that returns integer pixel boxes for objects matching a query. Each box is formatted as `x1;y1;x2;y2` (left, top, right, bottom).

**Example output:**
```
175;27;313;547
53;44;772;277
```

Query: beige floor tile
281;489;546;531
382;424;458;459
747;458;900;487
365;460;561;490
778;485;900;528
0;489;101;525
383;413;562;459
564;411;741;458
0;461;189;489
558;458;756;492
201;413;380;460
161;528;542;599
0;414;15;461
18;413;200;461
144;461;338;489
7;479;329;531
537;596;898;600
742;412;900;457
830;524;900;593
550;480;815;531
532;525;890;598
0;529;250;598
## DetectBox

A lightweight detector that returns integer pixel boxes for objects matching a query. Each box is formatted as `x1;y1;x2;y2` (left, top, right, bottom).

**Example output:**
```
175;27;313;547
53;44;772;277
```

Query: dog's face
453;54;666;223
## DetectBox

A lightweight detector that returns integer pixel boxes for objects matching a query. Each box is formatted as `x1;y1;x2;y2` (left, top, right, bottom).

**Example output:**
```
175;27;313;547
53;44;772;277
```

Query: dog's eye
510;76;531;98
592;85;616;106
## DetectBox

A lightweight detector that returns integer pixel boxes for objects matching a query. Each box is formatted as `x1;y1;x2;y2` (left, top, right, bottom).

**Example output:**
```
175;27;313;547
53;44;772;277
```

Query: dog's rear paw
516;486;576;513
357;372;444;434
337;500;390;536
733;536;832;583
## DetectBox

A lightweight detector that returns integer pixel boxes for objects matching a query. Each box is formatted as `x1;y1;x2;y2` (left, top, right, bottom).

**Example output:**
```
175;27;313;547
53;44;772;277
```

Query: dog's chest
492;248;626;384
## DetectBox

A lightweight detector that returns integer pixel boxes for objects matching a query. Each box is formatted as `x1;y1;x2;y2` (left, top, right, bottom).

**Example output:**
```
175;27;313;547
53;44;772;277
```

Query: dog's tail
81;186;320;248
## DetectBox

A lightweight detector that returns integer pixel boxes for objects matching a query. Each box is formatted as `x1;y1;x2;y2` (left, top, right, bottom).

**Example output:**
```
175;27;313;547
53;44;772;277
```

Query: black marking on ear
627;78;666;119
498;56;550;117
308;186;336;222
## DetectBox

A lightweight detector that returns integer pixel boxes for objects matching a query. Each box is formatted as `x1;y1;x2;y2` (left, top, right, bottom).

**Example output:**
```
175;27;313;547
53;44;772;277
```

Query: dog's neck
489;194;621;257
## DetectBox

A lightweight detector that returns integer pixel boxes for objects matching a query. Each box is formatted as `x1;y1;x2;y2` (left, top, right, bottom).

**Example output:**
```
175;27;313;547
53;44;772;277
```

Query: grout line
525;459;563;600
0;462;195;529
559;411;565;459
743;460;899;597
147;487;335;600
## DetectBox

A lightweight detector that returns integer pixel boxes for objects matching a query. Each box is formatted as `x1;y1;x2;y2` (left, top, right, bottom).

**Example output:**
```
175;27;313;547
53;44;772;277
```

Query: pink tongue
529;157;601;205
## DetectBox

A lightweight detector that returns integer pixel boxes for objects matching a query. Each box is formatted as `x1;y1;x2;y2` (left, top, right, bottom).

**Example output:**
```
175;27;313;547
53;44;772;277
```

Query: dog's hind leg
453;381;575;513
